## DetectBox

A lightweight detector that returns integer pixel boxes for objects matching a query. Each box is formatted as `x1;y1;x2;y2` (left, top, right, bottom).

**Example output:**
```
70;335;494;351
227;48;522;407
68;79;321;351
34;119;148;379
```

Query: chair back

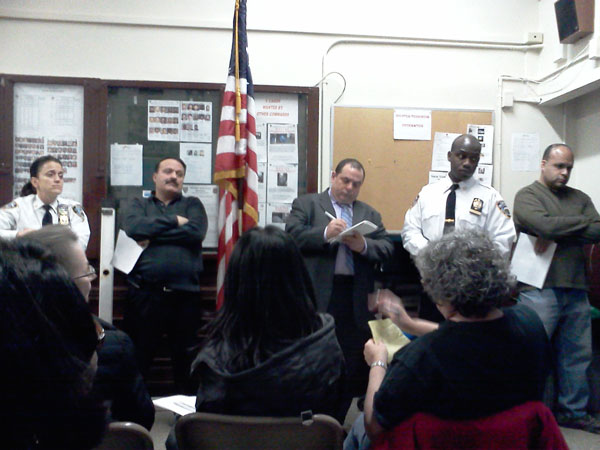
373;401;568;450
94;421;154;450
175;412;344;450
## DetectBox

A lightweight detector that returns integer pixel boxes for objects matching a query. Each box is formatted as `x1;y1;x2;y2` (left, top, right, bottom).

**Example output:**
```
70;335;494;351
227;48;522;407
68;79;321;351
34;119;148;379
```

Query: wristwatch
370;360;387;370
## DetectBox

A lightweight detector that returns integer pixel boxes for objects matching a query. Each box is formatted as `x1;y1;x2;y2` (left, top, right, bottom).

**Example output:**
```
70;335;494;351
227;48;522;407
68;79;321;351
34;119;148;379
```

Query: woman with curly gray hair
345;229;551;450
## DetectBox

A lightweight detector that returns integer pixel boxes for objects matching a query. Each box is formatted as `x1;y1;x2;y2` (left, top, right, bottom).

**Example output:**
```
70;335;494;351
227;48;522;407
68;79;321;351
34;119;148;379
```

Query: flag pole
234;0;241;143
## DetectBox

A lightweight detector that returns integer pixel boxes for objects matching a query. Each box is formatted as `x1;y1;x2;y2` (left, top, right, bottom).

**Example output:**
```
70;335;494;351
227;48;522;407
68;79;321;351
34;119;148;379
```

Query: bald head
540;144;574;191
448;134;482;182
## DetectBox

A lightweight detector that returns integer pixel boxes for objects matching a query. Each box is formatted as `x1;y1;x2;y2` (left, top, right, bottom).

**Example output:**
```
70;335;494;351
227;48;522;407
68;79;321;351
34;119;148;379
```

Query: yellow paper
368;318;411;364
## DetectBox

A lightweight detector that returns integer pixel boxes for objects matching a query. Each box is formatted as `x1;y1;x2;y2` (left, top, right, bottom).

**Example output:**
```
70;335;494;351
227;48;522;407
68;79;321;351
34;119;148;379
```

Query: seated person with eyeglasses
0;238;106;449
21;225;155;431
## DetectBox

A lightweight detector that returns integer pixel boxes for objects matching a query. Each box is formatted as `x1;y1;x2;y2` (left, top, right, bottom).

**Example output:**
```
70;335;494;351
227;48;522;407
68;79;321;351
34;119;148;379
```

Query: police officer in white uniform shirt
402;134;515;320
0;155;90;249
402;134;515;256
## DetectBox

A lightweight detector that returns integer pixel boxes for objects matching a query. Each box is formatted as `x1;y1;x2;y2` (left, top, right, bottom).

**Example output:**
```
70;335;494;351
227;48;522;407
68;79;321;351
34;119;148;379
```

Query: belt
128;276;174;292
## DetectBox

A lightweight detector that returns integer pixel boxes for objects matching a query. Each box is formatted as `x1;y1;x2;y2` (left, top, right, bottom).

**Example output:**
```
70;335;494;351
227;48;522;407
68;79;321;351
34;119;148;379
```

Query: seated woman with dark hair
345;229;551;450
192;226;345;419
21;225;155;431
0;238;107;449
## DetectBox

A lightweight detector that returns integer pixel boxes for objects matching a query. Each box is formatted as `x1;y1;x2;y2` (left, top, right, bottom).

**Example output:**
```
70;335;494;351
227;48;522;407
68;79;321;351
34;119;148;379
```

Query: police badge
470;198;483;216
57;204;70;225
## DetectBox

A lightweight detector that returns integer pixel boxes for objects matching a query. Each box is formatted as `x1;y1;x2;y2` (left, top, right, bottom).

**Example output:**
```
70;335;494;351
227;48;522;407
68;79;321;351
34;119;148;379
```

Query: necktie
443;184;459;234
42;204;53;227
340;204;354;272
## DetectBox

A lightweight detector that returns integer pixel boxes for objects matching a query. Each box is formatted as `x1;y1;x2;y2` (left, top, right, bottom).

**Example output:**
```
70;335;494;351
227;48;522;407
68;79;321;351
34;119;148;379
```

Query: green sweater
513;181;600;290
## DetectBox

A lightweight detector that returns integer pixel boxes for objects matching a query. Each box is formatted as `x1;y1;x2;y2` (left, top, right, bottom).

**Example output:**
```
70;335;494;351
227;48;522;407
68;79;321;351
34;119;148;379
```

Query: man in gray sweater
513;143;600;434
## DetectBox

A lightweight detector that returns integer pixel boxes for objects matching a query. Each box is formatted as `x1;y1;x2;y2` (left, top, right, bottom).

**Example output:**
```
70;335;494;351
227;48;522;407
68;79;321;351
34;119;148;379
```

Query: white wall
5;0;592;211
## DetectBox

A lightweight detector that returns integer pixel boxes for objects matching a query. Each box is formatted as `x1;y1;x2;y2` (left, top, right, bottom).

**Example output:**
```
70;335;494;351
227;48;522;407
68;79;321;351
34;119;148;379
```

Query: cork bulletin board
332;106;493;232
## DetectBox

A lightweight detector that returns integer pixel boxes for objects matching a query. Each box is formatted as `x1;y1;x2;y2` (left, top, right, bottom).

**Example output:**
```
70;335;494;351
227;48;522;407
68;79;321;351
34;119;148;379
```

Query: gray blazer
285;190;393;329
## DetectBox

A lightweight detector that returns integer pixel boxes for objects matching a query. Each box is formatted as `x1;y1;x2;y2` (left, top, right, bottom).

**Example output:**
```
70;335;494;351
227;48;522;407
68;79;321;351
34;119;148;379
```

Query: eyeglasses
73;264;97;281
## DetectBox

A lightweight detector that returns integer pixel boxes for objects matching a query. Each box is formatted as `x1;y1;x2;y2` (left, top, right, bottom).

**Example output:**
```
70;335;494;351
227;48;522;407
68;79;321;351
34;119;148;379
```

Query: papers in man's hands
510;233;557;289
368;319;411;364
111;229;147;274
328;220;378;243
153;395;196;416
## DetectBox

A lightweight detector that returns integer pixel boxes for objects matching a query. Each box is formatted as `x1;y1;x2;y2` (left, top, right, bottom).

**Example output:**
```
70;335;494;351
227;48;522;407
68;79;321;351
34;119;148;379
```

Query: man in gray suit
286;158;393;411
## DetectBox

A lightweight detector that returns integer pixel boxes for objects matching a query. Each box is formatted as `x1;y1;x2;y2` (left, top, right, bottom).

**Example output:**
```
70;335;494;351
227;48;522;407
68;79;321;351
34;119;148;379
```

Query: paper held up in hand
111;229;146;274
510;233;557;289
328;220;378;243
368;319;411;364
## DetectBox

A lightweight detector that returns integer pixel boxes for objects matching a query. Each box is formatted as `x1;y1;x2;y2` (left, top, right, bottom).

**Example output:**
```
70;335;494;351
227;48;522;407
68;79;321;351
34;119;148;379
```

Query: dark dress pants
124;285;203;394
328;275;371;418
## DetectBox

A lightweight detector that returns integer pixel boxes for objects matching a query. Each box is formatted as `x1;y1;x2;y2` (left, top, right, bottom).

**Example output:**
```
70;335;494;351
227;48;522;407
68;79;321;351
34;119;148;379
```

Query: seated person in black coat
22;225;155;430
345;229;551;450
0;239;107;449
192;226;345;420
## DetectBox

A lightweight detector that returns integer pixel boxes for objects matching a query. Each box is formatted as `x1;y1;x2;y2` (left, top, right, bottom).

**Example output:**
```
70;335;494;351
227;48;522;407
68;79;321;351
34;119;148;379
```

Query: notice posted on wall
180;101;212;143
13;83;84;202
393;109;432;141
148;100;180;141
257;161;267;204
267;124;298;164
110;144;143;186
267;163;298;203
182;184;219;248
511;132;540;172
467;124;494;165
266;202;292;230
431;132;459;172
180;142;212;184
254;93;299;125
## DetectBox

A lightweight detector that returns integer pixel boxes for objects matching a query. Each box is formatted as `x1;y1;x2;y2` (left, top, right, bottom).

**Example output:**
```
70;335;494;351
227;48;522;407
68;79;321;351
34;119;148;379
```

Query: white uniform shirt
402;175;515;256
0;194;90;249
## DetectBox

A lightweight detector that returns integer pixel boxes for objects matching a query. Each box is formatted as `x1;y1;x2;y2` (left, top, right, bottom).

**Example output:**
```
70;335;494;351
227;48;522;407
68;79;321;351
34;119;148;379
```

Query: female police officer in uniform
0;155;90;249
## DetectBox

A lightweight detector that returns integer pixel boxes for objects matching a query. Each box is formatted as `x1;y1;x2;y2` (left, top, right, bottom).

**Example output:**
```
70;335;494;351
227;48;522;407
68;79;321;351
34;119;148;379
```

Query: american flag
214;0;258;309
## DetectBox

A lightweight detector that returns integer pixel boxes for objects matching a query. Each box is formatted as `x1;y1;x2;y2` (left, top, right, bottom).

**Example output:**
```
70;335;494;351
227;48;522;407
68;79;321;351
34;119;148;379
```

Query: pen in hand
325;211;336;221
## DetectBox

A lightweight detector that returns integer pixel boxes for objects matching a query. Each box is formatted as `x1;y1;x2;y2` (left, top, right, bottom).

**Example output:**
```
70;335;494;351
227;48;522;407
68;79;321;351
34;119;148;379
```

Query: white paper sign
431;132;459;171
267;202;292;229
267;163;298;203
110;144;143;186
467;124;494;165
428;171;447;184
182;184;219;248
257;162;267;204
148;100;180;141
511;133;540;172
393;109;432;141
473;164;493;187
255;122;267;162
13;83;85;202
180;143;212;184
180;101;212;143
267;123;298;164
254;93;298;124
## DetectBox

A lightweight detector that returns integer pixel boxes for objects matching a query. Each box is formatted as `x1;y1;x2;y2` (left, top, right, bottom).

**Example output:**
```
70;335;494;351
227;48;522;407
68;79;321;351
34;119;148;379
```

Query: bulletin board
332;106;493;232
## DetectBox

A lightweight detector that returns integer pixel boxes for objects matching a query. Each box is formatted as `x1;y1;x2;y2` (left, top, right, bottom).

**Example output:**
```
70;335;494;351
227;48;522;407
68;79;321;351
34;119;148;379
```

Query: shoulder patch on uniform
72;204;85;219
496;200;511;219
1;201;18;210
